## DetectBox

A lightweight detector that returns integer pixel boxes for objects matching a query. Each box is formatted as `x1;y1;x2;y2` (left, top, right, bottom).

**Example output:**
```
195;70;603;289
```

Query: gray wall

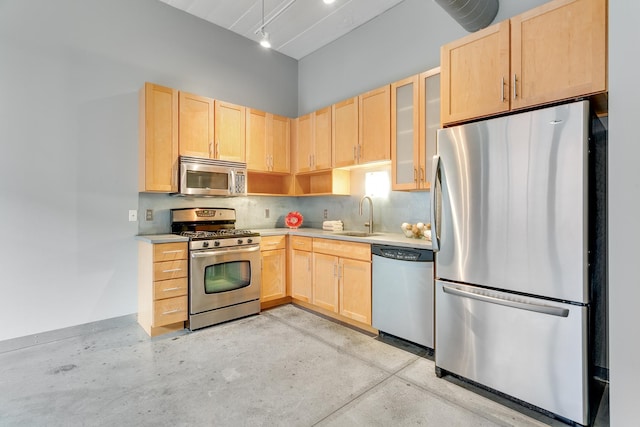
0;0;297;341
298;0;549;115
609;2;639;424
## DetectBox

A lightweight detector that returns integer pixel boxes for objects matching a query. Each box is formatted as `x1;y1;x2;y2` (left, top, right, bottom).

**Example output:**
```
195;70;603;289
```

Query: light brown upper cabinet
178;91;214;158
246;109;290;174
246;108;267;171
270;114;291;174
392;68;440;191
215;100;246;162
359;85;391;164
510;0;607;111
441;0;607;125
418;69;441;190
332;97;359;168
294;107;332;173
295;113;313;173
440;21;510;125
391;75;419;191
313;106;332;171
139;83;179;193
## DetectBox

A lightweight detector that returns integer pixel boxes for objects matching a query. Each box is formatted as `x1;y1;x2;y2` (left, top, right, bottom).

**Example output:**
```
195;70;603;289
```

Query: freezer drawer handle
442;285;569;317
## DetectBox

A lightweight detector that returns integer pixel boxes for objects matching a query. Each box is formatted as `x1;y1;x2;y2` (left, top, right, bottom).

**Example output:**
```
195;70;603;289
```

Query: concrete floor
0;304;609;426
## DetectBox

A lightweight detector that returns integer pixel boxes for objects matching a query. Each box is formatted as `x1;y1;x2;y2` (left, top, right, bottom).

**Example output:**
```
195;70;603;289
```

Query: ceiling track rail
254;0;297;34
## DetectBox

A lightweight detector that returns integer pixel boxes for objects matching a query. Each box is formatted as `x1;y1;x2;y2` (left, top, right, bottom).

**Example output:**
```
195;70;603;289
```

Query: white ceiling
158;0;406;60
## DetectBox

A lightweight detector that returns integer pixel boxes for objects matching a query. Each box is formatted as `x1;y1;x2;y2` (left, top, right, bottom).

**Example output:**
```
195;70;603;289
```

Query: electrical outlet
323;209;328;219
128;210;138;222
145;209;153;221
265;208;270;218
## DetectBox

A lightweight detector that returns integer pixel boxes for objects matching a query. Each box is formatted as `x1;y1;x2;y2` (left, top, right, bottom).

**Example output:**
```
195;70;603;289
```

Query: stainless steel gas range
171;208;261;330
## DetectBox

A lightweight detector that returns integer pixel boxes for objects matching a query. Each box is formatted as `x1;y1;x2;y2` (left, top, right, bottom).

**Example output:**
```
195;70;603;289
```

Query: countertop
135;234;189;244
254;228;433;250
136;229;432;250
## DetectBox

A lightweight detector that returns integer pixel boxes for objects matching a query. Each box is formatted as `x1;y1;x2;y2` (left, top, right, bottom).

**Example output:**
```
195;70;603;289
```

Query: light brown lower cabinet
260;235;287;304
138;241;188;337
311;238;372;326
290;236;313;302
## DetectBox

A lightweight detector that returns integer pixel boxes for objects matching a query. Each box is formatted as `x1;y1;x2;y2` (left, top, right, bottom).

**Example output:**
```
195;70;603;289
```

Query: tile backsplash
137;164;431;235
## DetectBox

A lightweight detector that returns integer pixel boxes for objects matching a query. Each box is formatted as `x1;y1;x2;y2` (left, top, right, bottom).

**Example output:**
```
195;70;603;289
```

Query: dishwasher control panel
372;245;433;262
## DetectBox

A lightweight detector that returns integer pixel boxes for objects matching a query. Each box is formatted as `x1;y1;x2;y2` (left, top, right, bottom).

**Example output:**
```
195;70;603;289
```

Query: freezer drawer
435;280;589;425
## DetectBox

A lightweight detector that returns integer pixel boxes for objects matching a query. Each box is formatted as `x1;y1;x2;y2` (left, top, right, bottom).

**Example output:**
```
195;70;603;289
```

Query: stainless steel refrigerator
431;101;592;426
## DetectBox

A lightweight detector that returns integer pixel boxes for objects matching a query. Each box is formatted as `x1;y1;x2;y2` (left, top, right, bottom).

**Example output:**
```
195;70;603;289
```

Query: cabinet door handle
161;268;182;273
357;145;362;162
414;168;418;183
162;250;183;255
513;74;518;100
209;141;214;157
419;167;425;186
501;77;505;102
161;309;182;315
353;146;357;161
162;287;182;292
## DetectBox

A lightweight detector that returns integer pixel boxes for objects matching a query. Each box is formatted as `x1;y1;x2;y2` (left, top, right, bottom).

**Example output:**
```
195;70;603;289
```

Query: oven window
204;261;251;293
186;170;229;190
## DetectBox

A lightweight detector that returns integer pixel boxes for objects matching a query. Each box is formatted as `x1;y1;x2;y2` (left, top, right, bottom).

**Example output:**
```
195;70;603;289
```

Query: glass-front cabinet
391;67;440;191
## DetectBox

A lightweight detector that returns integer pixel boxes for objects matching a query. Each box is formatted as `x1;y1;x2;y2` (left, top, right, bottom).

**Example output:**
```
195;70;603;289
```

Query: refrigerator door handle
430;154;441;252
442;285;570;318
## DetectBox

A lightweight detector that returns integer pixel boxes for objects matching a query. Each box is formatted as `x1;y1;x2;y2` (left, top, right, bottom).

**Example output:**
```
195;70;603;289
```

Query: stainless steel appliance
431;101;595;426
372;245;434;348
171;208;260;330
178;156;247;197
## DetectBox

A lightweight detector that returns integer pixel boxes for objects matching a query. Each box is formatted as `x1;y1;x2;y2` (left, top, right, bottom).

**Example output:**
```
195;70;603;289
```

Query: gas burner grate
179;229;258;240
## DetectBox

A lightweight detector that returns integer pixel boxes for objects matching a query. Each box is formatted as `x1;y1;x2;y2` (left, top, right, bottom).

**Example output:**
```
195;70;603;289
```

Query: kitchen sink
333;231;381;237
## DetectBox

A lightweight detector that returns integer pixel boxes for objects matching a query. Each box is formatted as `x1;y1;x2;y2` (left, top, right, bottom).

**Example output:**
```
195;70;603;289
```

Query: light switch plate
128;210;138;222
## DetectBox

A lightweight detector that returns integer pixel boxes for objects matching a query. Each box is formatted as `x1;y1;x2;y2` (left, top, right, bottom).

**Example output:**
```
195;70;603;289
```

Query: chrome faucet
359;195;373;234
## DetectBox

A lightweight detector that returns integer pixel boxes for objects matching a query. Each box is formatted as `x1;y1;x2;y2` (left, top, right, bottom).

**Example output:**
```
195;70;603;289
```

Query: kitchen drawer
153;242;187;262
260;235;286;251
313;238;371;261
154;259;188;281
290;236;312;252
153;277;188;300
153;295;188;326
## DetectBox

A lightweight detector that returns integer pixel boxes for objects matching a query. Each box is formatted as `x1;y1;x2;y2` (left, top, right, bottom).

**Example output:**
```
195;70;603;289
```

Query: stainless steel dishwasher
372;244;434;348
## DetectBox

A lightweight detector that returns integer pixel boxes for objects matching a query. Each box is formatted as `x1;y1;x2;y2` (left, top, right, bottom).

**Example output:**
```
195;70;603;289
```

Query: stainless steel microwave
178;156;247;197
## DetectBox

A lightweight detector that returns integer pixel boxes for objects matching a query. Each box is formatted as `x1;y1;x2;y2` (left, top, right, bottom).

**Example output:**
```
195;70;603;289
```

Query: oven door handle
190;245;261;258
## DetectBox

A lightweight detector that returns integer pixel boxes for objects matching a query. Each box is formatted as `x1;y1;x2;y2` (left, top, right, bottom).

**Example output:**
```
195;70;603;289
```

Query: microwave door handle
229;170;235;194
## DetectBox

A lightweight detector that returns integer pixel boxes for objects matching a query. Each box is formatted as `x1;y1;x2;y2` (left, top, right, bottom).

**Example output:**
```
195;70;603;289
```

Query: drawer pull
161;309;182;315
162;287;182;292
162;268;182;273
162;250;183;254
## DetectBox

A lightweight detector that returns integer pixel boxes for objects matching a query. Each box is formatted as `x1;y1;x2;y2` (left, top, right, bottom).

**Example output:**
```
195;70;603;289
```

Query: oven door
189;245;261;315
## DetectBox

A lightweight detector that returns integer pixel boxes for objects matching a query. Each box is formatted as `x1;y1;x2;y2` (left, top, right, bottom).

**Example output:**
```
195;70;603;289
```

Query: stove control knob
202;241;209;248
237;239;243;245
247;238;253;244
214;241;221;247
